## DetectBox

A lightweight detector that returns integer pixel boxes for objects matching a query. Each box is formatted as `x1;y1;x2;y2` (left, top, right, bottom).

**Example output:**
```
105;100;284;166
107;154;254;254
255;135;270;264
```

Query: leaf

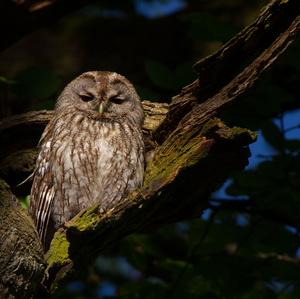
20;195;30;209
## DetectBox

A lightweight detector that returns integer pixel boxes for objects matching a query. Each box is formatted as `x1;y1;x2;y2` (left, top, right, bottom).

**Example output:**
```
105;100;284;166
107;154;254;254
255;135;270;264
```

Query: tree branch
43;0;300;287
0;101;168;191
156;0;300;141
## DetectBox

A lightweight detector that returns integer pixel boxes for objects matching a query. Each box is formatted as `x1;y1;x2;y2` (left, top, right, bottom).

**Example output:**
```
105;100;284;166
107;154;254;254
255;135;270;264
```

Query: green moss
144;118;256;189
280;0;289;4
46;231;71;268
230;127;257;141
144;118;225;186
44;116;256;273
144;133;210;187
70;205;100;231
46;205;105;270
200;118;224;135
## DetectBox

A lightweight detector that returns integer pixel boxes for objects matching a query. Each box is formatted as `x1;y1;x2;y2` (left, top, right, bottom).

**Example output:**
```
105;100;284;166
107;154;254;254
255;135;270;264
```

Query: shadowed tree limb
156;0;300;141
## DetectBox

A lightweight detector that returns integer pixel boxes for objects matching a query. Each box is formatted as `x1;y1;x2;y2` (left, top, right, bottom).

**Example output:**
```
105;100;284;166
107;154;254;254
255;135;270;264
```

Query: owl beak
98;102;104;114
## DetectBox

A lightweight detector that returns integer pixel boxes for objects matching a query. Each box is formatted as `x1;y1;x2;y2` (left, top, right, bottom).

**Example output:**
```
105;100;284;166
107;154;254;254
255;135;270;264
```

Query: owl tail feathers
16;172;34;187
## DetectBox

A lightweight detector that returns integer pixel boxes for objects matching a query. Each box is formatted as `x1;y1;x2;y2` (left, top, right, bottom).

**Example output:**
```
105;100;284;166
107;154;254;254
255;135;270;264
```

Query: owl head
56;71;144;126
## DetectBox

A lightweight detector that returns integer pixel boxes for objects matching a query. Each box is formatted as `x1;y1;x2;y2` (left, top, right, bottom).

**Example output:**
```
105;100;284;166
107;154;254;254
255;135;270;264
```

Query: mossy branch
44;0;300;287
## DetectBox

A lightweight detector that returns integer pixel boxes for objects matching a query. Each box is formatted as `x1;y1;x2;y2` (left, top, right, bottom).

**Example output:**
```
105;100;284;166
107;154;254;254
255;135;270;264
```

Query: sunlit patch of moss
46;231;71;268
67;205;100;232
20;195;30;209
144;133;211;188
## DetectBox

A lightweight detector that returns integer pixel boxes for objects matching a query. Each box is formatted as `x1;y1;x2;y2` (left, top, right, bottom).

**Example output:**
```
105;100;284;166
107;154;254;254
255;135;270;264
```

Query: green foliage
20;195;30;209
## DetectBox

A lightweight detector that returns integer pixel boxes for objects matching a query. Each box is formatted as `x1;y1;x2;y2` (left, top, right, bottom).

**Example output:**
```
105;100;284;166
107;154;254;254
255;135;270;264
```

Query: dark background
0;0;300;298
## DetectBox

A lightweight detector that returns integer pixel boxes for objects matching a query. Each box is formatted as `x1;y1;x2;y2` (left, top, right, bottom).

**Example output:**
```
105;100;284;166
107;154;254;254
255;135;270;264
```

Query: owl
30;71;145;250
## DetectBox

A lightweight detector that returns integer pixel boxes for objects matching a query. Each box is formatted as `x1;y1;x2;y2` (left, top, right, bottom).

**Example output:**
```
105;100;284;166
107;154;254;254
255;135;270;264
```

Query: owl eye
80;94;94;102
110;96;125;104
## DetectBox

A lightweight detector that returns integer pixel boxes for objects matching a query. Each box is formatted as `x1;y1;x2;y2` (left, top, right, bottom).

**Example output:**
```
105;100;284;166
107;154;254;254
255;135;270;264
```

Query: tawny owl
30;71;145;249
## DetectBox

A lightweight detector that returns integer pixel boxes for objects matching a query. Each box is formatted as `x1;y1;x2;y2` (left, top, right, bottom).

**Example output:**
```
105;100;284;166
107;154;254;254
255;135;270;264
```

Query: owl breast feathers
30;71;145;249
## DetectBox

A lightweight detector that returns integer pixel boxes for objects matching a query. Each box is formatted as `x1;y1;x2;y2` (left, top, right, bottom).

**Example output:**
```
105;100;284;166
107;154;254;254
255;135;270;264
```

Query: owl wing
30;136;56;247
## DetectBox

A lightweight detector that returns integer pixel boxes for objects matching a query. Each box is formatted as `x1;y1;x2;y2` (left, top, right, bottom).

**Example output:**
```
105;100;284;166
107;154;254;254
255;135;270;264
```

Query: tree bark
0;0;299;297
0;180;45;299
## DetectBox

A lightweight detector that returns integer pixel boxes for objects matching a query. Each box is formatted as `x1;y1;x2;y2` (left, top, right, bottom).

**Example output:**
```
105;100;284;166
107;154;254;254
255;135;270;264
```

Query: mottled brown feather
30;71;145;250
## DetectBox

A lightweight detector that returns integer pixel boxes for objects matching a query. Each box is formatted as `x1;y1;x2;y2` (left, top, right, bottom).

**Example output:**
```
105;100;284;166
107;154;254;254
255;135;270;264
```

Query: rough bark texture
0;0;299;298
156;0;300;141
0;180;45;299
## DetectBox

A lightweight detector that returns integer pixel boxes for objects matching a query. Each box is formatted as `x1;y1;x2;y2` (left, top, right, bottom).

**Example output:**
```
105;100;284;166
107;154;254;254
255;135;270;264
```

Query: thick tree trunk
0;180;44;299
0;0;299;297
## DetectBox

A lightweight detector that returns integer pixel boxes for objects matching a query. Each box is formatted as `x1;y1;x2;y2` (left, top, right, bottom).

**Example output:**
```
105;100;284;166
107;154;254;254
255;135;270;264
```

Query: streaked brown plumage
30;71;145;249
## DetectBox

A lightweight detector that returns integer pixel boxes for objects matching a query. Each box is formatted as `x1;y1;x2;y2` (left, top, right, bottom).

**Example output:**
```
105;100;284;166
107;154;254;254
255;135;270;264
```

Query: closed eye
110;96;125;104
80;94;94;102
